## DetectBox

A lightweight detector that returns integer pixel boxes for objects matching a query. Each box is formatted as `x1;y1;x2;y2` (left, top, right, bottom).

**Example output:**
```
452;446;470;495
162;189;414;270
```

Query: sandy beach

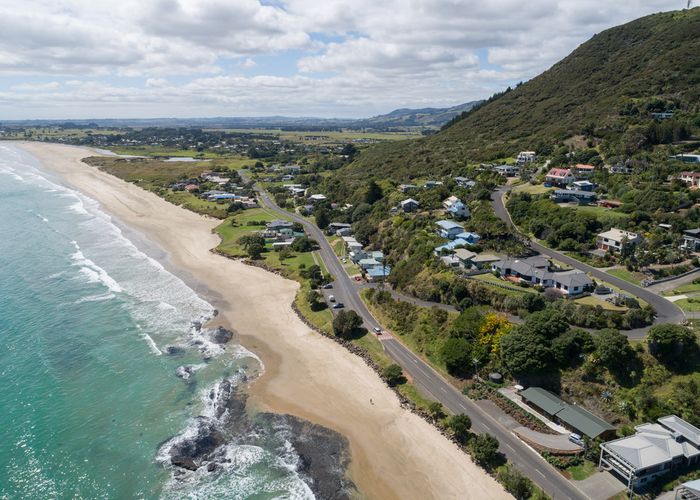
19;142;509;500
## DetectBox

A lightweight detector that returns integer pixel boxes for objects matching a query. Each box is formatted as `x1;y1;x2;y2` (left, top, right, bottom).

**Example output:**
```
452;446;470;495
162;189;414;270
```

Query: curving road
254;186;589;500
491;186;685;339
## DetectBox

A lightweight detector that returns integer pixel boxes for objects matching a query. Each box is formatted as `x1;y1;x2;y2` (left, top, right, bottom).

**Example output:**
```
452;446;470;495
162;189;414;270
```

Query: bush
647;324;696;365
382;364;405;386
332;310;363;340
469;433;501;468
448;414;472;444
496;464;534;499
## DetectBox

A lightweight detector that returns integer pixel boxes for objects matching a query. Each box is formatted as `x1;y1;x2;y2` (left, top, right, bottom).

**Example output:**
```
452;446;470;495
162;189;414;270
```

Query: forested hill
357;101;481;128
343;8;700;180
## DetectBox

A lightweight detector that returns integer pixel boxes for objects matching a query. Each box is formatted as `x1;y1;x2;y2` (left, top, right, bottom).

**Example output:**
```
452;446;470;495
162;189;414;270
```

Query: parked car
328;295;336;302
332;302;345;309
372;327;382;334
322;283;333;289
569;433;584;446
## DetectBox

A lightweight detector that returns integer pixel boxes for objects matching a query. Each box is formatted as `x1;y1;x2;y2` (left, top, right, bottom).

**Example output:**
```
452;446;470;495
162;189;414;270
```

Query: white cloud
0;0;683;118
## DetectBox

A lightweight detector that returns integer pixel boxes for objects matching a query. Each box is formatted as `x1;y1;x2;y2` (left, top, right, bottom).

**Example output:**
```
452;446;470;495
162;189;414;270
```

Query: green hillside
344;8;700;180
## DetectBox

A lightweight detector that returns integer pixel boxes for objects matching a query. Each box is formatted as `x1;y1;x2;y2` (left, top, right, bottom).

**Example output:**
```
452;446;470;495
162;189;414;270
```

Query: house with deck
679;171;700;189
546;168;575;186
551;189;597;205
596;228;643;253
573;164;596;178
599;416;700;490
681;229;700;252
492;257;593;295
495;164;520;177
516;151;536;166
436;220;465;240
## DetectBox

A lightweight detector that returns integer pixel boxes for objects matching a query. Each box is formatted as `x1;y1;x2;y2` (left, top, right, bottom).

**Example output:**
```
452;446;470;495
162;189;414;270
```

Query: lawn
512;183;554;195
674;297;700;312
606;268;646;286
295;285;334;334
163;191;229;218
567;205;630;221
575;295;628;311
663;279;700;296
565;460;598;481
469;273;538;295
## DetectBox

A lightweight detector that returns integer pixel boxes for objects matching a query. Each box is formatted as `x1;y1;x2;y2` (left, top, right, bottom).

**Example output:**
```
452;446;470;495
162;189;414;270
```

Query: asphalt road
255;188;589;499
491;186;685;339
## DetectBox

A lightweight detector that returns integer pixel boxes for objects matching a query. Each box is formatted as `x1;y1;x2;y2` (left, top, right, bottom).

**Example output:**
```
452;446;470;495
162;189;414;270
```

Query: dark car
332;302;345;309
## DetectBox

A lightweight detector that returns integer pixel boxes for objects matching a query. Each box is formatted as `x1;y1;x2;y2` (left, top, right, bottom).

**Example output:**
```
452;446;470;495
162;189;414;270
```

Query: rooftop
598;228;640;242
521;387;615;439
547;168;572;177
436;220;465;231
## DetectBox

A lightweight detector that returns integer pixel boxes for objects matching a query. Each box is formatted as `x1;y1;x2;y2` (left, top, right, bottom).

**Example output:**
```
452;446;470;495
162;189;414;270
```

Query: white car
328;295;336;302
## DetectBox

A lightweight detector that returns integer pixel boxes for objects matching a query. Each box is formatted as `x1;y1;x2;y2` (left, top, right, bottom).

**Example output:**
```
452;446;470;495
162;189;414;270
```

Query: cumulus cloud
0;0;682;118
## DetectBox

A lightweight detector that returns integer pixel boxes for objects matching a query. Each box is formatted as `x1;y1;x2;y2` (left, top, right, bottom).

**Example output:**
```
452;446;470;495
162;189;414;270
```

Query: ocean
0;144;349;499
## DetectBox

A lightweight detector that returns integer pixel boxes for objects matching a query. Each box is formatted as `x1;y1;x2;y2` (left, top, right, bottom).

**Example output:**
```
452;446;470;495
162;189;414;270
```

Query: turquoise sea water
0;144;314;499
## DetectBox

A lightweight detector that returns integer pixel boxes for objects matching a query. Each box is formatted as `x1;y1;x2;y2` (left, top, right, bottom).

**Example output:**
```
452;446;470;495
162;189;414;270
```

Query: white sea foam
75;292;115;304
142;333;162;355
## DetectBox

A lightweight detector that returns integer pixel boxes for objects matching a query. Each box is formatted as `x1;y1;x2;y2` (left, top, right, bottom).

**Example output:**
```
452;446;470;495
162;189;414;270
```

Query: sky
0;0;684;120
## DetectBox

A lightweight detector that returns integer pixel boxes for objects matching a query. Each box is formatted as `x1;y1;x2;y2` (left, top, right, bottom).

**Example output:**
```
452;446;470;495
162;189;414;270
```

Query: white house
495;164;520;177
679;171;700;189
436;220;465;240
596;228;643;253
516;151;536;166
546;168;575;186
308;194;328;203
599;416;700;491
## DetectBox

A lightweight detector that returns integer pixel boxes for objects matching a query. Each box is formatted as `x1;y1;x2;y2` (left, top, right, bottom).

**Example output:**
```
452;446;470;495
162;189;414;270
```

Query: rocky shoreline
160;326;356;500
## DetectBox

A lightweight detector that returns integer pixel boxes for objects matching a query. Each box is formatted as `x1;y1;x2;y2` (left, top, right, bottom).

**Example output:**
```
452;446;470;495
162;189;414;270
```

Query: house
651;111;675;120
471;253;501;269
366;265;391;282
492;257;592;294
545;168;575;186
436;220;465;240
267;220;294;232
676;479;700;499
681;229;700;252
597;228;643;253
440;254;462;268
448;201;470;219
358;258;382;270
400;198;420;213
433;238;471;256
609;164;633;175
454;231;481;245
679;172;700;189
308;194;328;203
370;250;384;262
328;222;352;233
551;189;597;205
454;248;477;268
398;184;417;193
495;164;520;177
573;164;596;178
516;151;536;166
673;154;700;164
599;415;700;490
571;180;596;191
184;183;199;192
299;204;314;216
454;177;476;189
424;180;444;189
520;387;615;439
442;195;461;210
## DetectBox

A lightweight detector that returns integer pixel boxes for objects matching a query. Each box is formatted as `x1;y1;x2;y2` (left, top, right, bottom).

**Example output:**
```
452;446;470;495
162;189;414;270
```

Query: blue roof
367;266;391;277
448;201;467;212
436;220;464;230
456;232;480;242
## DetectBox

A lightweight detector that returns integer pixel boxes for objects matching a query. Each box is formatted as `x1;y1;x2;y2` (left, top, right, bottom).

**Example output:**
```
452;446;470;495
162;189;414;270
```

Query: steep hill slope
345;8;700;180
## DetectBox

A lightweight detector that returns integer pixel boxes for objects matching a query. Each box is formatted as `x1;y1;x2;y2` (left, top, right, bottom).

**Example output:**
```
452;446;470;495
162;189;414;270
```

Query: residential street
491;185;685;339
255;187;590;500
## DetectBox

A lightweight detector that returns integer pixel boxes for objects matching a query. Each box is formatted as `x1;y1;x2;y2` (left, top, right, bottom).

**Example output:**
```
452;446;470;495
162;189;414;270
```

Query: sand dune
19;141;509;500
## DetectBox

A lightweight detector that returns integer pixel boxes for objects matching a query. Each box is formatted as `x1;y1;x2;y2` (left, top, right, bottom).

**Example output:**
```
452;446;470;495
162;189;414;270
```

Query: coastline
17;141;509;500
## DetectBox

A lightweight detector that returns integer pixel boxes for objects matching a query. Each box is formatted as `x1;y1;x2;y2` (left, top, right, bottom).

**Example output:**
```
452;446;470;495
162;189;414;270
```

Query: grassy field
574;295;628;311
606;268;646;286
85;156;233;218
208;128;422;143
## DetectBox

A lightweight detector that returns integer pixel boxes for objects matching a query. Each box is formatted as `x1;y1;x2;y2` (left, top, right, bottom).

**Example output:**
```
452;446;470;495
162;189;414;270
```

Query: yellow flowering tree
478;313;512;359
